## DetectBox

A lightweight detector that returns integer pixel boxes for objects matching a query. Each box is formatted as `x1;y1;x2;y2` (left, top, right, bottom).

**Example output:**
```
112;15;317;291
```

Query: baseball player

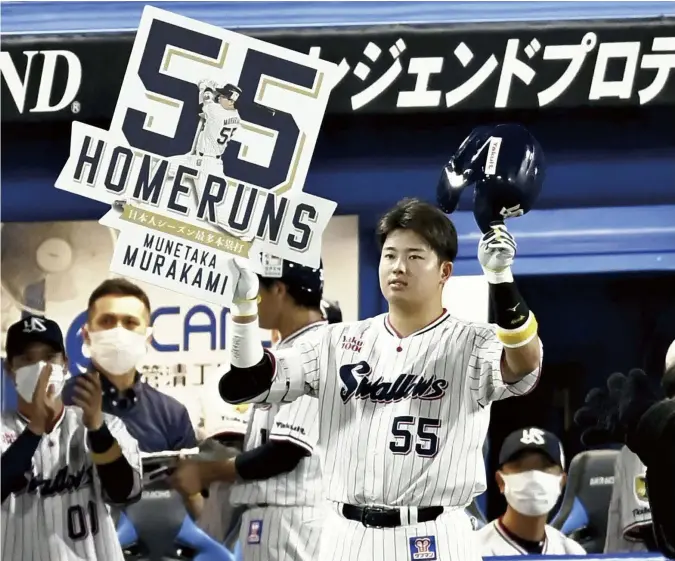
476;427;586;556
172;256;342;561
1;315;142;561
197;402;251;543
604;446;654;552
171;80;241;184
604;340;675;553
218;197;543;561
194;80;242;167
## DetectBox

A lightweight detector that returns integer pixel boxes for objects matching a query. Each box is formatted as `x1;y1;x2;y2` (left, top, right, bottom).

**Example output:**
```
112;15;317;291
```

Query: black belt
342;504;444;528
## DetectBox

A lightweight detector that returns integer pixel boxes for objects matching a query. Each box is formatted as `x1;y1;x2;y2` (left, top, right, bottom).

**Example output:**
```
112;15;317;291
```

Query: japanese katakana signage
3;19;674;122
54;6;339;308
291;21;675;113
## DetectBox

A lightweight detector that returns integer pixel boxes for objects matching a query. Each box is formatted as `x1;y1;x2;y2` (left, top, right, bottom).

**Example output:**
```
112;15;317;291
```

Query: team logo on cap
520;428;546;445
22;317;47;333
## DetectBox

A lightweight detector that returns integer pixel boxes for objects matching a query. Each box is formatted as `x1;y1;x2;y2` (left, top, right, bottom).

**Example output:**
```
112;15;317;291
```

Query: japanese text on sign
53;6;340;306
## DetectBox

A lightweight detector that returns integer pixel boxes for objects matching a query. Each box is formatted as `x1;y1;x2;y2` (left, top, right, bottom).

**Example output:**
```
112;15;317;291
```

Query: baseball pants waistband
341;504;445;528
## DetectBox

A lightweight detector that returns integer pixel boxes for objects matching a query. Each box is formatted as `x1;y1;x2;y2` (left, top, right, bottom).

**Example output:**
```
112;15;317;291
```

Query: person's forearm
489;281;541;381
219;315;275;403
1;427;42;502
88;423;140;504
201;440;306;485
235;440;306;480
185;493;204;520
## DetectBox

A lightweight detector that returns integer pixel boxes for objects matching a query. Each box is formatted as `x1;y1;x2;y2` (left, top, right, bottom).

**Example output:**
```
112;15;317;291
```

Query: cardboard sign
55;6;339;306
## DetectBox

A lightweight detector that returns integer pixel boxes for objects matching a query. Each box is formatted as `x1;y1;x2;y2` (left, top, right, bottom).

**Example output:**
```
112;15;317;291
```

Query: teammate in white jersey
197;403;251;543
172;255;342;561
604;446;654;552
477;427;586;556
604;344;675;553
1;315;142;561
218;197;543;561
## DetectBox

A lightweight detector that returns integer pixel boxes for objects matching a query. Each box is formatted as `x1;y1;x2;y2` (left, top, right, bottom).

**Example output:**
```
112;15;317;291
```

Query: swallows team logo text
339;361;448;404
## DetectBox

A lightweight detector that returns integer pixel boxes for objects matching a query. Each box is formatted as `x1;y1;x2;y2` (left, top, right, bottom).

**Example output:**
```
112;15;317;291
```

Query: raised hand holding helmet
437;123;546;234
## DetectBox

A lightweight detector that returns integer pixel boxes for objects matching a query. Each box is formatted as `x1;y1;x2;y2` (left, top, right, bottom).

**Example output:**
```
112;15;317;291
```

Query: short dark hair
258;277;322;310
663;365;675;399
88;278;152;318
376;198;458;262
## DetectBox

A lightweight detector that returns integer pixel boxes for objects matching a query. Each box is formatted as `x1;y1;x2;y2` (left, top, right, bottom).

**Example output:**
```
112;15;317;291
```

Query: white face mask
14;361;67;403
501;470;563;517
88;326;149;376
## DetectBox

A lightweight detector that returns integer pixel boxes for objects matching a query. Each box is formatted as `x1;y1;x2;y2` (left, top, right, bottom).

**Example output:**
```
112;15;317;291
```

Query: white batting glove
198;79;216;91
230;258;260;317
478;223;517;284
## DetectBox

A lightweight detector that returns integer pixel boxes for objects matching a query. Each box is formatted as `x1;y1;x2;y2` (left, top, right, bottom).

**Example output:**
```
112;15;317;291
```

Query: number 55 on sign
54;6;340;307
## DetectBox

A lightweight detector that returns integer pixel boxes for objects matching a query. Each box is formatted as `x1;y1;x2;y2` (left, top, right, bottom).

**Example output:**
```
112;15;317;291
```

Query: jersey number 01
67;500;99;541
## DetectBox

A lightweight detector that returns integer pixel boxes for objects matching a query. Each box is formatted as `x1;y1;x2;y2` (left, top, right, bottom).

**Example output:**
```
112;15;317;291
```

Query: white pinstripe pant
239;505;323;561
319;503;482;561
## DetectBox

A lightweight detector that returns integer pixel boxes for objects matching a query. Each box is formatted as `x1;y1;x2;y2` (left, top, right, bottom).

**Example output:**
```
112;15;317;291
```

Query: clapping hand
72;373;104;431
27;364;60;435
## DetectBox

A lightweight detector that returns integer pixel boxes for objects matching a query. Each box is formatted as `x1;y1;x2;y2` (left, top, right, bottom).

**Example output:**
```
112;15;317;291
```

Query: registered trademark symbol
71;101;81;114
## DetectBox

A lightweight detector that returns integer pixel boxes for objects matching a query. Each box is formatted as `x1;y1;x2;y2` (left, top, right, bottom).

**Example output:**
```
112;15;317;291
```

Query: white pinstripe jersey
1;407;142;561
198;402;251;541
195;95;241;158
229;321;325;508
604;445;652;553
477;520;586;556
249;311;541;507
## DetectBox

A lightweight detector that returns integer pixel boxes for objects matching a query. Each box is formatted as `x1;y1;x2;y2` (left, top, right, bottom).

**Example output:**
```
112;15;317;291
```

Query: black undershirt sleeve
1;428;42;502
219;352;276;404
234;439;308;481
88;423;138;505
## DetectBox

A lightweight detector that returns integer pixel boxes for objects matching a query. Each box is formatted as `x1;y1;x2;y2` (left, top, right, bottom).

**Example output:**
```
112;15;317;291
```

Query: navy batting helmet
437;123;546;233
258;253;324;303
216;83;242;105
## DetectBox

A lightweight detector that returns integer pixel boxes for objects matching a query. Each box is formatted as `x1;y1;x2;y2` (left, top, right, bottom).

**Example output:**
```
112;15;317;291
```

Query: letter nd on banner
54;5;339;307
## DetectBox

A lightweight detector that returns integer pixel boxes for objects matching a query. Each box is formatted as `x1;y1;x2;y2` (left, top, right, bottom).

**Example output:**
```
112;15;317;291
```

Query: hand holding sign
55;6;340;308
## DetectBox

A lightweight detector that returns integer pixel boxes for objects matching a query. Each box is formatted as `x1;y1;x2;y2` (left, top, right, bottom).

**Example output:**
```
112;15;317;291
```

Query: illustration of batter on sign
189;79;243;179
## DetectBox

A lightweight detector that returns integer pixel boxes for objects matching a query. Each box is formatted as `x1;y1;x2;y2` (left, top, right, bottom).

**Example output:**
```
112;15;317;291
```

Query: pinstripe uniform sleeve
255;330;326;404
268;396;319;454
101;413;142;499
471;324;542;406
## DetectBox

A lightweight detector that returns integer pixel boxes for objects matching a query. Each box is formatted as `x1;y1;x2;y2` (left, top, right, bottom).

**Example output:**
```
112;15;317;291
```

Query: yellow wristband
231;295;262;317
497;312;538;348
90;442;123;465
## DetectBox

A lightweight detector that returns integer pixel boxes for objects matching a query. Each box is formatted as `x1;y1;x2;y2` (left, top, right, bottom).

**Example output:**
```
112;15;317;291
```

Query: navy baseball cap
499;427;565;469
5;315;65;361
